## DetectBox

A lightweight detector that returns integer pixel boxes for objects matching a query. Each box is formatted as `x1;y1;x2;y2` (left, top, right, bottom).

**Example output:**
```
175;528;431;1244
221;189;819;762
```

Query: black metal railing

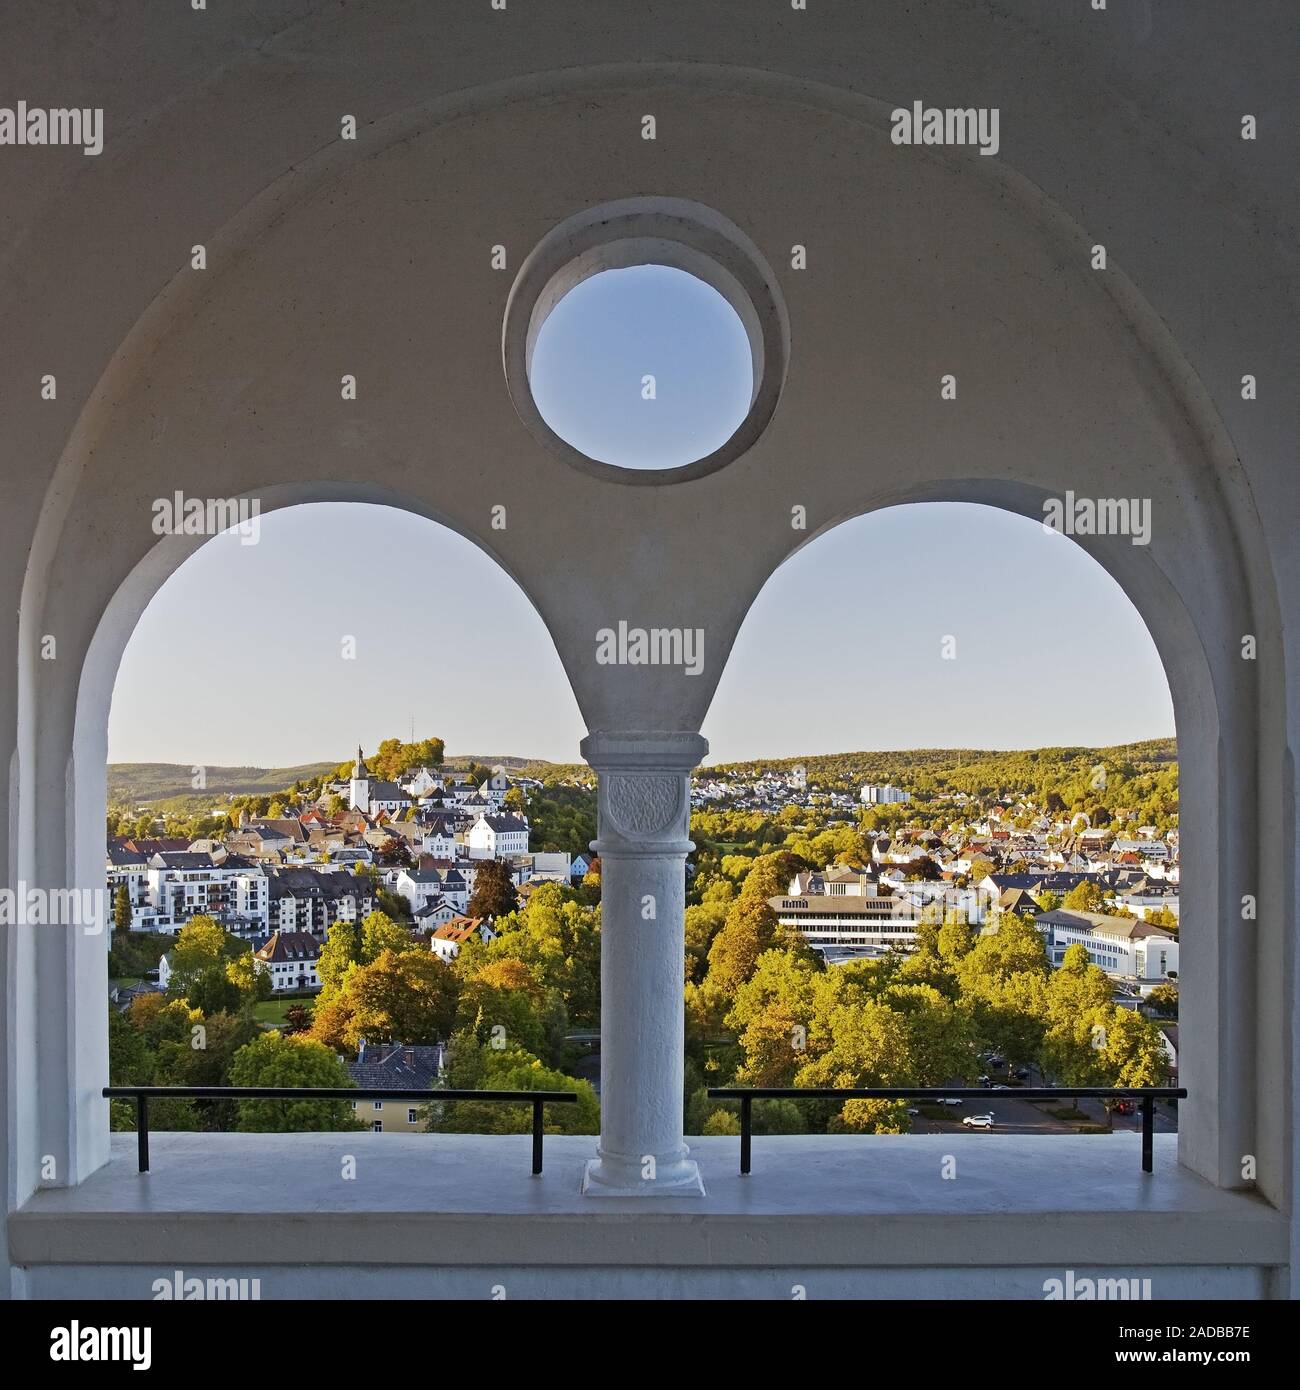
707;1087;1187;1175
103;1086;578;1176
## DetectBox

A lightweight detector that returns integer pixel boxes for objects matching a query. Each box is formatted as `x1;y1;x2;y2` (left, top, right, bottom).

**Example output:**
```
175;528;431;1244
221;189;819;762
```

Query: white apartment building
1034;909;1179;990
138;852;269;934
860;783;910;805
513;851;573;884
267;867;373;936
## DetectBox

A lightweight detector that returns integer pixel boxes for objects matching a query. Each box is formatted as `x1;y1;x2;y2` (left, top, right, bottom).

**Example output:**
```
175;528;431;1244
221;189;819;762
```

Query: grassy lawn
251;997;312;1029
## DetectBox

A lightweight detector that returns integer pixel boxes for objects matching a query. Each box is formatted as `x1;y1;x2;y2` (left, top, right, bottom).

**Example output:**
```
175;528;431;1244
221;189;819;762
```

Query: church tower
349;744;371;813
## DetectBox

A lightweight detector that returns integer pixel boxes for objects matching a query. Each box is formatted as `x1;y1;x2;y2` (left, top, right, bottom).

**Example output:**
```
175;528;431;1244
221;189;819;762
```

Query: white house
253;931;322;993
420;820;460;859
428;916;496;961
394;867;449;915
466;812;529;860
402;766;444;797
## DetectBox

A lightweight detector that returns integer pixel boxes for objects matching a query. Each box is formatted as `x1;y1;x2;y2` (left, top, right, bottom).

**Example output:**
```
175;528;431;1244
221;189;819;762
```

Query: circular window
503;198;790;485
528;264;754;471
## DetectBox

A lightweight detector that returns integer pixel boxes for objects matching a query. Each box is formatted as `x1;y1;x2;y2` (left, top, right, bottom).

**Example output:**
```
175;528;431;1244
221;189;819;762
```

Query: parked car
1111;1099;1136;1116
940;1097;963;1106
906;1107;920;1117
962;1113;995;1129
991;1084;1011;1090
978;1074;992;1086
1013;1068;1029;1080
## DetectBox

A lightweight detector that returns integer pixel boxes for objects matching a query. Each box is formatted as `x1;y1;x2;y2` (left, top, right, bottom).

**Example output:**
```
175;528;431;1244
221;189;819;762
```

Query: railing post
137;1095;150;1174
1141;1096;1154;1173
740;1095;752;1176
532;1098;544;1176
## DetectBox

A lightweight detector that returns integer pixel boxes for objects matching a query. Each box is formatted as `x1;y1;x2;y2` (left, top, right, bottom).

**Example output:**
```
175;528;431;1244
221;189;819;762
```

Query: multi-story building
347;1041;444;1132
253;930;322;993
1033;908;1179;991
769;884;918;951
860;783;910;805
266;866;373;936
137;851;268;934
466;812;529;860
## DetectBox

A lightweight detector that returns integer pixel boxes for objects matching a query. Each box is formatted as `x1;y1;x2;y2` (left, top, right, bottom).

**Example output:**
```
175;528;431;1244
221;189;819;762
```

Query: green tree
428;1033;598;1135
113;884;132;933
360;909;415;962
317;918;363;1000
705;850;802;996
1148;982;1178;1018
1063;879;1107;913
227;1032;361;1131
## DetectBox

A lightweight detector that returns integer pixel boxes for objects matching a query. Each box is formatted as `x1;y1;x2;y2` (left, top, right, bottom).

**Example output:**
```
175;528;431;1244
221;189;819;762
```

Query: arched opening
686;502;1183;1145
87;499;598;1144
527;264;754;471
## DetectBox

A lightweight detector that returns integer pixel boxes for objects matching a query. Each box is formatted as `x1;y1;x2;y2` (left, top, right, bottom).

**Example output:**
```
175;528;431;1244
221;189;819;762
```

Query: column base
581;1154;706;1198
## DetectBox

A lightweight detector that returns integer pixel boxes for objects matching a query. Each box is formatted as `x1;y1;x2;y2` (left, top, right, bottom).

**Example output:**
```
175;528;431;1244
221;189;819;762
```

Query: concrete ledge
10;1133;1286;1272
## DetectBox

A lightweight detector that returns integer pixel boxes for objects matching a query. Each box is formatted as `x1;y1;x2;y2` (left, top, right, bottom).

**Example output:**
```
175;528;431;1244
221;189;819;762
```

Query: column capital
582;731;705;859
580;730;708;775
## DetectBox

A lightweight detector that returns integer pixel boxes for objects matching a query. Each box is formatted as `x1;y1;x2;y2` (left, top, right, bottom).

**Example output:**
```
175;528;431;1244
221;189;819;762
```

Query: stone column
580;731;707;1197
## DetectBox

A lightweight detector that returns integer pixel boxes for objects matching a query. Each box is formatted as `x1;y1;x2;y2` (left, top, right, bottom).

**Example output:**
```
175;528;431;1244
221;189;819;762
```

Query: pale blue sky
107;501;1174;768
530;265;753;469
107;268;1174;769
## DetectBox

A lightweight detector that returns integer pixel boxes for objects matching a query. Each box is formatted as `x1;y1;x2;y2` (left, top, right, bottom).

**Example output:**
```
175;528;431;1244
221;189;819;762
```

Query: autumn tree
705;850;802;996
467;858;519;919
340;948;460;1047
1063;879;1107;913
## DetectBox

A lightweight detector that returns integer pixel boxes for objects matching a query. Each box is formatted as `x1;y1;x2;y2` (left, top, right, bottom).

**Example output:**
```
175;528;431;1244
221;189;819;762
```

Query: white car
962;1113;996;1129
939;1097;963;1106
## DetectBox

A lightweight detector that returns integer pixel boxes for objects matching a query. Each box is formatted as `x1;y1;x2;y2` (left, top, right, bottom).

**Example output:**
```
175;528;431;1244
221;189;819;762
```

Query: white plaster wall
0;1;1295;1292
